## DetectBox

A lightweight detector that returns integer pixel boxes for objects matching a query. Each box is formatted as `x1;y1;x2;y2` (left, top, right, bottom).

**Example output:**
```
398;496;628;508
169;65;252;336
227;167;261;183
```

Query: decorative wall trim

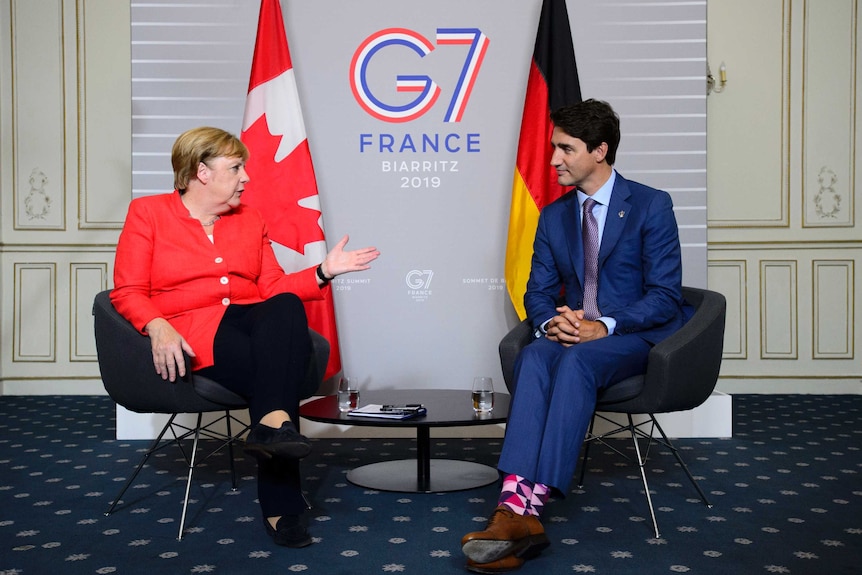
11;0;67;231
13;263;56;362
70;262;107;361
76;0;131;230
812;259;854;358
760;260;797;359
708;0;791;228
802;0;857;228
707;259;747;359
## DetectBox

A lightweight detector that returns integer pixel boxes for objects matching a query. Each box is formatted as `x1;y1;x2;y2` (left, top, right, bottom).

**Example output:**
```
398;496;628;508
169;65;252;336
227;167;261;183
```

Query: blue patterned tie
582;198;600;320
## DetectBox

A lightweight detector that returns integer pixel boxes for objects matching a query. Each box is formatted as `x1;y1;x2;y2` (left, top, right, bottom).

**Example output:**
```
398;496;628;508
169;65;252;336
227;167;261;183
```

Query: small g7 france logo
349;27;489;123
406;269;434;290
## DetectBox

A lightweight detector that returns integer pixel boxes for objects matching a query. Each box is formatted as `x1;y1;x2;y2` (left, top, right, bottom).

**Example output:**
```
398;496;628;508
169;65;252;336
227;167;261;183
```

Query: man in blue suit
461;99;687;573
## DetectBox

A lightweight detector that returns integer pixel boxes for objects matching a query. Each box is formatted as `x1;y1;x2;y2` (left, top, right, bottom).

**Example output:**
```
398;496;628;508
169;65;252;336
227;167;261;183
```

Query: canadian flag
240;0;341;379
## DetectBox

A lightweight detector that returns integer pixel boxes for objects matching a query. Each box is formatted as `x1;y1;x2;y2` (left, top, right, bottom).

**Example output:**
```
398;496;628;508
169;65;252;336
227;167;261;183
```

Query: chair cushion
597;375;645;406
192;375;248;409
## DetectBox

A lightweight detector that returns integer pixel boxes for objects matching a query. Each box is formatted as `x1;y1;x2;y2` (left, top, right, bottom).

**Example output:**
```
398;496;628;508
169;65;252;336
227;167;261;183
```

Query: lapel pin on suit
619;211;625;218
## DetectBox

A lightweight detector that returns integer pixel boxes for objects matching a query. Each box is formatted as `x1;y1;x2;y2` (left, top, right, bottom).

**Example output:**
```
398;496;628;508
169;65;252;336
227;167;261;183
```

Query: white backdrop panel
131;0;707;392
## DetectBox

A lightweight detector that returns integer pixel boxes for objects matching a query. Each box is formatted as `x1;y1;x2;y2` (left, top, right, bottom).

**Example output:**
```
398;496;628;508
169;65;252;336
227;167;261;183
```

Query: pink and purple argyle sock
497;474;550;517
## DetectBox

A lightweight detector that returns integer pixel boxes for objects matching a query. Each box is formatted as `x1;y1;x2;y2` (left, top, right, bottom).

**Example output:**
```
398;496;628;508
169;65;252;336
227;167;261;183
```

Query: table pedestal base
347;459;499;493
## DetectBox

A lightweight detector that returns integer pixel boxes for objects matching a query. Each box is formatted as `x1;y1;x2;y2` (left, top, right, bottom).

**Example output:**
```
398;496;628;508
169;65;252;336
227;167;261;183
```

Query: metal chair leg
177;413;204;541
649;415;712;508
108;410;252;539
580;411;712;539
225;410;239;490
627;414;661;539
577;414;597;487
104;415;176;516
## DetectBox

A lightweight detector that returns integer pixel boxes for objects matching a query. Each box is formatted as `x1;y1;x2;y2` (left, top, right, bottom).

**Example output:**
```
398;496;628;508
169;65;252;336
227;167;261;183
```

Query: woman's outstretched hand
320;235;380;278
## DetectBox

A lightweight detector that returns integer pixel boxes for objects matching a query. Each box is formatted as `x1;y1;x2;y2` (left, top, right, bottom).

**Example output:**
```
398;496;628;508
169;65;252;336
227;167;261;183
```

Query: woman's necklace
179;195;220;227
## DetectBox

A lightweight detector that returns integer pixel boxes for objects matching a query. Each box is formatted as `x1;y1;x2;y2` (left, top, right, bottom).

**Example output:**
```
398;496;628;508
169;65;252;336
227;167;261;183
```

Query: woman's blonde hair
171;127;249;191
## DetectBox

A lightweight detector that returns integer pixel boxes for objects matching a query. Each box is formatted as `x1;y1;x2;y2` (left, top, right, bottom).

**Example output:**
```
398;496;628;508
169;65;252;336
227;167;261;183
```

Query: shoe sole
275;534;314;548
264;518;313;548
518;534;550;559
243;442;311;461
466;560;522;574
462;533;550;564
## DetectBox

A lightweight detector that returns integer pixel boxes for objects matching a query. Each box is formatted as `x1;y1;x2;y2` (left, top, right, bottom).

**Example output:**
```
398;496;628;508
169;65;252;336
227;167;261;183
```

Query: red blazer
111;190;324;370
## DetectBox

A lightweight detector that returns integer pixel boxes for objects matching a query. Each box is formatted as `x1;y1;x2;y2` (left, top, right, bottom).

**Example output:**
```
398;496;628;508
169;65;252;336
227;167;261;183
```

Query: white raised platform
115;407;251;441
115;391;732;440
592;390;733;438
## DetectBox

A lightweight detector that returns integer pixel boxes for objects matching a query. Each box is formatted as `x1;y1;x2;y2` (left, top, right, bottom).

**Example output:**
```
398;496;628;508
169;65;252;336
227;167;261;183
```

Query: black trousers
196;293;312;517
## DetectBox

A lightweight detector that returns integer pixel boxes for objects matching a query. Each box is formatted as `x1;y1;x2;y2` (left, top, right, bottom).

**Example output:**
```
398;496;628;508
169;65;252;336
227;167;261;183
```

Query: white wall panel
761;260;797;359
14;263;56;361
802;0;856;228
707;0;789;227
0;1;128;393
707;260;746;358
11;0;66;230
78;0;132;228
71;263;108;361
707;1;861;393
812;260;853;358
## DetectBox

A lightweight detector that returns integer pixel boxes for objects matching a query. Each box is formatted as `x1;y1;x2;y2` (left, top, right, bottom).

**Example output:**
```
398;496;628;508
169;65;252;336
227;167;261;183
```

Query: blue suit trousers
497;334;651;493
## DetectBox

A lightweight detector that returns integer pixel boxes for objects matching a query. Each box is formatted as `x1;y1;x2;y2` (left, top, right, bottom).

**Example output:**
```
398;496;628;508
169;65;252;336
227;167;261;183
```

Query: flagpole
504;0;582;320
240;0;343;381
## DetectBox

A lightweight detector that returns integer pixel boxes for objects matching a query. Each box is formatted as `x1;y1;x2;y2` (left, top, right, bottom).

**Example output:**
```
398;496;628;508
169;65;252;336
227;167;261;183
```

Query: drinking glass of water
471;377;494;413
337;376;360;413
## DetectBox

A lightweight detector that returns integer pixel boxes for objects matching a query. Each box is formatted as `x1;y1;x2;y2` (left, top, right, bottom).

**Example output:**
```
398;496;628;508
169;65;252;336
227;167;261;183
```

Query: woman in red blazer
111;126;379;547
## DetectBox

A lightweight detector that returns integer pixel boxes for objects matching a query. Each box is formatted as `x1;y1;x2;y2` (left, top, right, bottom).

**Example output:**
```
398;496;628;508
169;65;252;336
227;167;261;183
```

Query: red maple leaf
241;116;324;255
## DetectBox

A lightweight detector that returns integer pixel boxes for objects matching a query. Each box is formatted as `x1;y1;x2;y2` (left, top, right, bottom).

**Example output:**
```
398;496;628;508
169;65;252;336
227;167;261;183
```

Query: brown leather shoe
466;554;525;574
461;506;550;564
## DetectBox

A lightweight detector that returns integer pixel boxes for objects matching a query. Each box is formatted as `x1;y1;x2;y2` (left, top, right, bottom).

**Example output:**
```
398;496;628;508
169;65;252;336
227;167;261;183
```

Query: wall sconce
707;61;727;95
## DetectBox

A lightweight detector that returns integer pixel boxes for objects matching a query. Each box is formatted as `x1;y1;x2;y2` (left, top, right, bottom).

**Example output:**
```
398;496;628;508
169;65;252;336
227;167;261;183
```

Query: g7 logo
406;270;434;290
350;28;489;123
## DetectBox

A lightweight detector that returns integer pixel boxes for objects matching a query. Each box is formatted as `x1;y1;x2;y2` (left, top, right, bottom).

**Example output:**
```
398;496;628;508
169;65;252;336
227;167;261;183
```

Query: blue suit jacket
524;173;686;345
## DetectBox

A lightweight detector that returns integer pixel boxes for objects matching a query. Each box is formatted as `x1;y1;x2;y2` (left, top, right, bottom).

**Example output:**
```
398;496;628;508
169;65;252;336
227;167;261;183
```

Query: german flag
504;0;582;319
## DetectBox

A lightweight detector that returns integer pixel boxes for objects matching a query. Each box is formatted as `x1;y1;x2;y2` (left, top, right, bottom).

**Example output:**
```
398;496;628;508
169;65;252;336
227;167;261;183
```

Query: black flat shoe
244;420;312;461
264;515;313;548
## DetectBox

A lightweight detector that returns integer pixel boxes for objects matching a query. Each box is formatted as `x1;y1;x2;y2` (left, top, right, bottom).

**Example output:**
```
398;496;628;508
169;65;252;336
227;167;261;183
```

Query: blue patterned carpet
0;394;860;574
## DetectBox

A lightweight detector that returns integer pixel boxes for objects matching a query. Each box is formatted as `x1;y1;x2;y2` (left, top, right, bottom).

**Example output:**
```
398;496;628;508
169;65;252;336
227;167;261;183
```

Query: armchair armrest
499;319;534;393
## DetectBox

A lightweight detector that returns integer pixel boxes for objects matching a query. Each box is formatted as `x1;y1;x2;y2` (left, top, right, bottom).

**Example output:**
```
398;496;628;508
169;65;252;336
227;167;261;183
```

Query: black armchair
93;289;329;539
498;286;726;538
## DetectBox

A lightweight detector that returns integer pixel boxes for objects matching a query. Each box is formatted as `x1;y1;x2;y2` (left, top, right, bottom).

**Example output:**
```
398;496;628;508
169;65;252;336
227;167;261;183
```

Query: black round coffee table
300;389;509;493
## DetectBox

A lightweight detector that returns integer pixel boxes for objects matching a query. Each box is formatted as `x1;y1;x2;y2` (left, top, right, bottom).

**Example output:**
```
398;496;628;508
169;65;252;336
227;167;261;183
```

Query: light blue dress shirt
537;170;618;336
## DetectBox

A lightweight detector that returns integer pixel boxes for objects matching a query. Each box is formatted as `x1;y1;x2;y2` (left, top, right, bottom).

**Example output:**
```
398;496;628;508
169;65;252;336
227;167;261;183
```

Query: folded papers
347;404;427;420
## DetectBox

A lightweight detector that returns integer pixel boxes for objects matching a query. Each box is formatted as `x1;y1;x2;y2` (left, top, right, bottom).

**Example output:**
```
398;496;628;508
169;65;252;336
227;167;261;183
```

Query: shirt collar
577;169;616;207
